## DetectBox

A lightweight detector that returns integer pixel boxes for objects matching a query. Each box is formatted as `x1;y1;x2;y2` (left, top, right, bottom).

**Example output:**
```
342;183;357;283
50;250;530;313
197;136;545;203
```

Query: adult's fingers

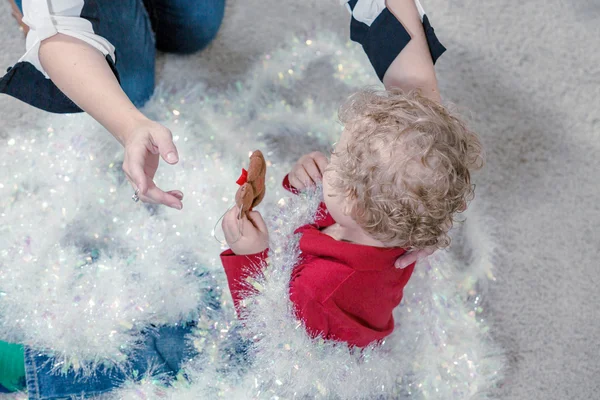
124;146;149;195
139;185;183;210
394;251;419;269
394;247;436;269
167;190;184;201
247;211;268;234
151;125;179;165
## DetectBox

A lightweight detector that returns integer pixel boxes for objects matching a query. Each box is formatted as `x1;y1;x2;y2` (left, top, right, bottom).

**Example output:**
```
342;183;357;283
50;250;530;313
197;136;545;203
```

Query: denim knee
155;0;226;54
120;70;155;108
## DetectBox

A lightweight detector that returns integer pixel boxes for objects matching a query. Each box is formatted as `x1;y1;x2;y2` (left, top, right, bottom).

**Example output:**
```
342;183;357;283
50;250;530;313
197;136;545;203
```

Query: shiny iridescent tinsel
0;33;503;398
106;188;503;400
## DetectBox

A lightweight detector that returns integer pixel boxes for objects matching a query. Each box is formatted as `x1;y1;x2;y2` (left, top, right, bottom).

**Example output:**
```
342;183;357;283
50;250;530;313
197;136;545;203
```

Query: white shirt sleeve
341;0;426;26
19;0;116;78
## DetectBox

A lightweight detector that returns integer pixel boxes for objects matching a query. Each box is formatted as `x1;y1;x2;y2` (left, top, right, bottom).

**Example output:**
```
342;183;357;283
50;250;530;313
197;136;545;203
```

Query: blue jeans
14;0;225;107
24;325;196;400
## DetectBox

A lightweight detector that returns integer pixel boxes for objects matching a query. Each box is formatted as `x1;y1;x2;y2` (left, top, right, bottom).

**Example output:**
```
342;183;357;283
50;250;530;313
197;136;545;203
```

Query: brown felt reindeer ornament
235;150;267;218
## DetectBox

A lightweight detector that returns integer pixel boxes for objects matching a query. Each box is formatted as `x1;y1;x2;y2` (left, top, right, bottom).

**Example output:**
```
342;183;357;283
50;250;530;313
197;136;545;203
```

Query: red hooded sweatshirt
220;176;415;347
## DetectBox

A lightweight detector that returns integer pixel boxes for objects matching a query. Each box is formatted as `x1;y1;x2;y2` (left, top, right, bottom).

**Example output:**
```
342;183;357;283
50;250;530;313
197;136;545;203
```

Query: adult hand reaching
394;247;436;269
38;34;184;209
123;120;183;209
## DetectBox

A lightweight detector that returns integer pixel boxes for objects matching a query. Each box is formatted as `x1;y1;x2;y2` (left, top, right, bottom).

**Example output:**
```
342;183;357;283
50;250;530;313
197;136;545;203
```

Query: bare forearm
383;0;440;102
39;34;147;145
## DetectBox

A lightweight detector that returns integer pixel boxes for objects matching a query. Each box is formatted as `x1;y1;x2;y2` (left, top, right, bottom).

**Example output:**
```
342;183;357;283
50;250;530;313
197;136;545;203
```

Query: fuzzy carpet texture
1;0;599;399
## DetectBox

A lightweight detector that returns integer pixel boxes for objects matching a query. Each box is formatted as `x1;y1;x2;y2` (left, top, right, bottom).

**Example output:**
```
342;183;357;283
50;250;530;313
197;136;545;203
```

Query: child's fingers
297;166;316;186
303;159;322;183
222;206;241;241
221;209;235;238
288;173;303;190
313;152;329;175
247;211;268;234
290;168;310;189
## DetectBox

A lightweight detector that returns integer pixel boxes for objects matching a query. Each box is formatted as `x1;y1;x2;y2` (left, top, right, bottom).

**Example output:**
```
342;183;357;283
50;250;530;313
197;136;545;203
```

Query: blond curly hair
329;89;484;250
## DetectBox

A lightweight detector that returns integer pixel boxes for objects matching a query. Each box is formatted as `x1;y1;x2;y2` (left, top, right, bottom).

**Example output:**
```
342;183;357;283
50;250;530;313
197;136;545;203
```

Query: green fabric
0;341;26;392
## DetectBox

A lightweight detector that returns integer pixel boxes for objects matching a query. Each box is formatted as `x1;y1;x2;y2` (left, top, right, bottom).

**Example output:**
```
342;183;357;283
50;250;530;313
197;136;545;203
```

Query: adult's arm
39;35;148;148
38;36;184;208
13;0;182;208
382;1;443;263
383;0;440;101
342;0;445;102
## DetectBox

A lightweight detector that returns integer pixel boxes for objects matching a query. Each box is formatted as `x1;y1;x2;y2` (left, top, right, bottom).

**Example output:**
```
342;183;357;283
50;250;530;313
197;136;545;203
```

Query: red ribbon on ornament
236;168;248;185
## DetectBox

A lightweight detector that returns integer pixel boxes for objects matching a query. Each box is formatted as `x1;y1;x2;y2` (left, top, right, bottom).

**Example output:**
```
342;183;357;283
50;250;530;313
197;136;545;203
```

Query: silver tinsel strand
0;33;503;399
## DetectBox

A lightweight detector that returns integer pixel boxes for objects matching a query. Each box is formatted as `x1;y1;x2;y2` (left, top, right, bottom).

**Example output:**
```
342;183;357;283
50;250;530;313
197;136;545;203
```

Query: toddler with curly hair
326;89;483;251
221;0;484;347
221;88;483;347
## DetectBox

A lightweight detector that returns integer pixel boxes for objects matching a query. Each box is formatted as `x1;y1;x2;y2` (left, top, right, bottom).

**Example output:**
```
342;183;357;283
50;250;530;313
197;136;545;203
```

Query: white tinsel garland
0;32;503;398
105;189;503;400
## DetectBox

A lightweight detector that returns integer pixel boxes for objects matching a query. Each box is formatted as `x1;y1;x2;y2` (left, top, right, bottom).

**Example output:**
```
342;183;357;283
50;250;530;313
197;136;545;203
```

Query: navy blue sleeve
0;55;118;114
346;0;446;81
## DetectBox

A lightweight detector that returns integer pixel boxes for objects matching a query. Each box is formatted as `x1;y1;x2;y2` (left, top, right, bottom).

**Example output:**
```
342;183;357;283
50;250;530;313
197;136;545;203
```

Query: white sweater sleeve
19;0;116;78
341;0;426;26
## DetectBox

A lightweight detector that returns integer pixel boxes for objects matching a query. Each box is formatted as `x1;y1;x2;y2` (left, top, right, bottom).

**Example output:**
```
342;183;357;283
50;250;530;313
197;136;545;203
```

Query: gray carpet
1;1;599;399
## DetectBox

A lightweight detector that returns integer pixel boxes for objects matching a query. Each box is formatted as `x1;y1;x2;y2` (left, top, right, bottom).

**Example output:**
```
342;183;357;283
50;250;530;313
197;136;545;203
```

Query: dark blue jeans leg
91;0;156;107
151;0;226;54
24;325;195;400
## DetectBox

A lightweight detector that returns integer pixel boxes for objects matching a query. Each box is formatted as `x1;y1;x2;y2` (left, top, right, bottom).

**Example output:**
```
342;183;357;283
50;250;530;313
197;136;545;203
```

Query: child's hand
288;151;329;190
222;206;269;255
